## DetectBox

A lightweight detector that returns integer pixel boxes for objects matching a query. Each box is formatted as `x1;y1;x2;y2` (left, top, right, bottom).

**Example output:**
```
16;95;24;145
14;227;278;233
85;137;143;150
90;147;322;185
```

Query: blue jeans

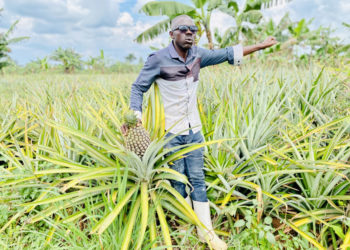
164;129;208;202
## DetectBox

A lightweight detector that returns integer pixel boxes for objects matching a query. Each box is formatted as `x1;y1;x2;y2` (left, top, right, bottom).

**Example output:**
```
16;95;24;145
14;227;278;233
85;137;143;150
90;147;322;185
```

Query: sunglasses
172;25;198;34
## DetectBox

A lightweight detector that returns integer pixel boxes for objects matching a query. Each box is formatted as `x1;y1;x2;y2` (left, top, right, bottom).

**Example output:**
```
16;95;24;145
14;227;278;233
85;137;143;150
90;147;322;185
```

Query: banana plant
136;0;292;49
51;47;83;73
0;8;29;71
85;49;107;72
215;0;264;46
25;56;50;73
248;13;292;53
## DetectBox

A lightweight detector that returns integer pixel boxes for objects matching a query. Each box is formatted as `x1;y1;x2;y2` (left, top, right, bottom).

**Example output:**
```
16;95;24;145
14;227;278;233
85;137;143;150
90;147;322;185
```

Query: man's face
170;18;196;50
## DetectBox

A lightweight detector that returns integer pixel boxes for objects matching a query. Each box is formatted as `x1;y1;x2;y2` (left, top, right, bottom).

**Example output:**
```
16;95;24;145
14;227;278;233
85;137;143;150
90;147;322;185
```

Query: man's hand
120;119;142;136
260;36;277;49
243;36;278;56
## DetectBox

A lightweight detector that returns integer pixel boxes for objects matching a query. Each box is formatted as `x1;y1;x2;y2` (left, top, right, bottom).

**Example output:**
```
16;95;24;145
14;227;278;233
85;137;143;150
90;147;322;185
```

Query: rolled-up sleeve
199;44;243;68
129;53;160;113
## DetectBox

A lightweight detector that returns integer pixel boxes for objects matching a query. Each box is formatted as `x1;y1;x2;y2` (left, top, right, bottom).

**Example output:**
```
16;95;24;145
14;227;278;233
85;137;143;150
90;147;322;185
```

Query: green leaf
241;10;263;24
207;0;223;11
140;1;195;17
266;232;276;244
193;0;208;9
22;184;119;207
228;1;239;13
121;196;141;250
287;221;326;249
264;216;273;225
332;224;345;239
234;219;245;227
259;230;264;239
135;19;171;44
91;184;138;234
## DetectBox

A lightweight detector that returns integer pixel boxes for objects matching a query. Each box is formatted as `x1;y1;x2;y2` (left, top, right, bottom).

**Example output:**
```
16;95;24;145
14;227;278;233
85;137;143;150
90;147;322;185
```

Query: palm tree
135;0;293;50
125;53;137;63
0;8;29;71
51;47;83;73
232;12;292;54
25;56;50;73
86;49;107;72
304;24;349;62
212;2;265;48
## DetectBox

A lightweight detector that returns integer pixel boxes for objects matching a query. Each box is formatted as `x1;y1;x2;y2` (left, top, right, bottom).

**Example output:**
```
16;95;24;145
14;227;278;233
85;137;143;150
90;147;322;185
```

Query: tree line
1;1;349;74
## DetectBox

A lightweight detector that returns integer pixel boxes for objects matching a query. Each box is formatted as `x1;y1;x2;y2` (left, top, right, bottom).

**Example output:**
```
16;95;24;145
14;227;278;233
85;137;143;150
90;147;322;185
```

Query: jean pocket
164;133;178;151
193;131;204;143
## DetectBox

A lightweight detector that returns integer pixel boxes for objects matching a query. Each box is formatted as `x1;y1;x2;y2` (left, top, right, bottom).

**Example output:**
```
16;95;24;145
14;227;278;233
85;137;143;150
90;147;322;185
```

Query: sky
0;0;349;65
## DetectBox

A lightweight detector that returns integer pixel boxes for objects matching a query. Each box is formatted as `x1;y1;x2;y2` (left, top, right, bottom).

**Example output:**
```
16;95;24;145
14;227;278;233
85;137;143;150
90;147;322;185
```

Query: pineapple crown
124;110;138;126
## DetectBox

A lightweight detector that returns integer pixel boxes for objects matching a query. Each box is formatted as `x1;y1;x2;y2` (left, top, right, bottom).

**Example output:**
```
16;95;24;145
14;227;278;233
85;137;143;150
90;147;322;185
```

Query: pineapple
123;110;151;158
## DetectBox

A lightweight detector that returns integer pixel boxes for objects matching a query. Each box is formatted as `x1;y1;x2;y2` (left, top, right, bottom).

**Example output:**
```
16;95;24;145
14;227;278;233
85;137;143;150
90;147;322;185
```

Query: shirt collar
168;40;194;62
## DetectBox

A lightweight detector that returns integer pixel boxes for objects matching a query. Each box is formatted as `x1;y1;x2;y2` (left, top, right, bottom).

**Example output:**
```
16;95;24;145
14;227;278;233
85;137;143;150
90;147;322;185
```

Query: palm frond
261;0;293;9
4;20;19;38
191;0;208;9
6;37;30;44
135;18;170;44
342;22;350;29
241;10;263;24
140;1;195;17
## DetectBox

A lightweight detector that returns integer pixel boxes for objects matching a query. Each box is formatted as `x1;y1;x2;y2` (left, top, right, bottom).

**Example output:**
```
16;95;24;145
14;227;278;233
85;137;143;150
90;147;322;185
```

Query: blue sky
0;0;349;65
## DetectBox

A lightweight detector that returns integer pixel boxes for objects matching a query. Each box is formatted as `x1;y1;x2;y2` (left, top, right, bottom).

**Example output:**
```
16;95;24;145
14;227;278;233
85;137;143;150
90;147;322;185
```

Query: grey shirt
130;41;243;135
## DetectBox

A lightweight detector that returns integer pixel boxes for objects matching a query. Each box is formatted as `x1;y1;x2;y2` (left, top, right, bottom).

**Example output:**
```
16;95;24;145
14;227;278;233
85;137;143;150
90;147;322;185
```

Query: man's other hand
260;36;277;49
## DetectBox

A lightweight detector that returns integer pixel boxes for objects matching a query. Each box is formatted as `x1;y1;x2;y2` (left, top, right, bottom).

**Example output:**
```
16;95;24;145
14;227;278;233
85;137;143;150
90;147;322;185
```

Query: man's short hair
170;15;194;30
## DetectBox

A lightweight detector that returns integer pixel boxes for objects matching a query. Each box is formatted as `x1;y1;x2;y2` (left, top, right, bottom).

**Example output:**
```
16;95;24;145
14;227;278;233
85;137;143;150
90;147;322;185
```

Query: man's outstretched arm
243;36;277;56
198;36;277;68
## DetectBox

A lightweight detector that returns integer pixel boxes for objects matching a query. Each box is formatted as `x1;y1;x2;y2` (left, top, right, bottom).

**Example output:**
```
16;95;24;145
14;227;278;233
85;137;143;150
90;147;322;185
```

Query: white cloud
117;12;133;26
210;11;235;35
0;0;4;8
340;0;350;12
261;2;293;24
12;17;34;36
134;21;169;47
133;0;152;12
3;0;349;65
4;0;121;27
111;0;125;4
110;19;168;45
66;0;89;15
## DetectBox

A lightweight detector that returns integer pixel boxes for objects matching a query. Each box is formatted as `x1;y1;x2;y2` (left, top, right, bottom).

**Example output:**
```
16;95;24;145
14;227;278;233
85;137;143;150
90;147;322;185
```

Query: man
123;14;277;250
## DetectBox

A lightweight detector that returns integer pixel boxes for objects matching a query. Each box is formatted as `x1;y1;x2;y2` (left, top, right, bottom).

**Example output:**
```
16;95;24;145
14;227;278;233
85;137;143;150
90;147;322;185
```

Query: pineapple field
0;61;350;249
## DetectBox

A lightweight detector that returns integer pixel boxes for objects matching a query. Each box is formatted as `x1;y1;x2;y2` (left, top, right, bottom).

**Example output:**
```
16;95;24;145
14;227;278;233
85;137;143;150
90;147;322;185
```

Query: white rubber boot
192;201;228;250
178;196;193;235
185;195;193;209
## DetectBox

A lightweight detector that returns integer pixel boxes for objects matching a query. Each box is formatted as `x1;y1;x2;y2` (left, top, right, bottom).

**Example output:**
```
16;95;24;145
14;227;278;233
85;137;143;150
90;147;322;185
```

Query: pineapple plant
123;110;151;158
